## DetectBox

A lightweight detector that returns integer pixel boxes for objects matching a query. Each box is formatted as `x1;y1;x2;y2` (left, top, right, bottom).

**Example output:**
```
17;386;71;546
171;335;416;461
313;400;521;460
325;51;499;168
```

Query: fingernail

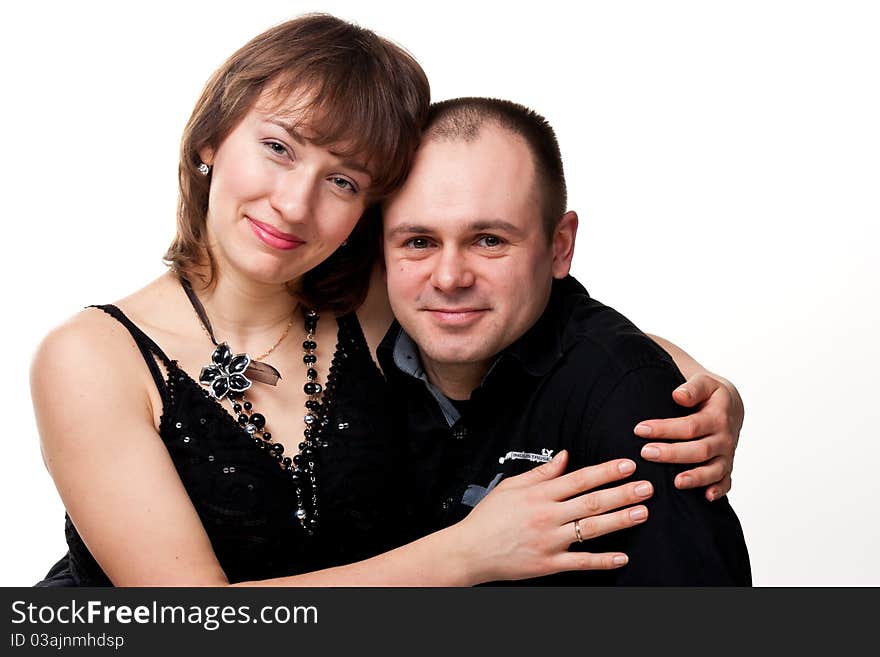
618;460;636;475
629;507;647;521
707;489;718;501
641;446;661;459
676;386;691;399
634;423;652;437
635;482;652;497
551;450;565;462
613;555;628;566
677;474;693;488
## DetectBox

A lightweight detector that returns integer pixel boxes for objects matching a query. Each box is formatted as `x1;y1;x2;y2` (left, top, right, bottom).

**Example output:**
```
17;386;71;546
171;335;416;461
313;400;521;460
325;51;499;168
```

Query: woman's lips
247;217;304;251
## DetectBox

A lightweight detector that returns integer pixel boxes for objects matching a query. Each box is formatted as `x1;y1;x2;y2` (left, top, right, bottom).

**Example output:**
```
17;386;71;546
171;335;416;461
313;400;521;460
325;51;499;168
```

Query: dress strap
89;304;174;395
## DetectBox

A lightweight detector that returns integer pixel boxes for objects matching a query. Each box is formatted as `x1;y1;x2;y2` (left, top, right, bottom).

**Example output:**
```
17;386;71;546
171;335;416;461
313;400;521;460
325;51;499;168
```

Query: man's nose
430;247;475;292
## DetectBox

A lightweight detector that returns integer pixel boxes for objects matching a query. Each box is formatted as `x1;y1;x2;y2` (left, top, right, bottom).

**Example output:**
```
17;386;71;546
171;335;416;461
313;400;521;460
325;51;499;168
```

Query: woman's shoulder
30;275;177;410
34;274;171;366
33;306;135;372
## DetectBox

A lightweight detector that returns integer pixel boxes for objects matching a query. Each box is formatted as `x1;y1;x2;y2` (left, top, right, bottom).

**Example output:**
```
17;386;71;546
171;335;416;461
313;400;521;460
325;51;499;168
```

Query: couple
34;14;748;586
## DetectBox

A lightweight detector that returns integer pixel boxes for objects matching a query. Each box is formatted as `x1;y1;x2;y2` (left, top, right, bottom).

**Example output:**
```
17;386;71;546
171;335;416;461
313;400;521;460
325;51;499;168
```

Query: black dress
37;305;399;586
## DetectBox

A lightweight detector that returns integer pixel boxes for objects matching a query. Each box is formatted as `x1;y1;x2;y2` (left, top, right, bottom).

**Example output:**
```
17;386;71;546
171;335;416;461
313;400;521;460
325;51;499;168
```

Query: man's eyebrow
468;220;526;237
386;224;435;238
386;220;526;238
266;118;372;178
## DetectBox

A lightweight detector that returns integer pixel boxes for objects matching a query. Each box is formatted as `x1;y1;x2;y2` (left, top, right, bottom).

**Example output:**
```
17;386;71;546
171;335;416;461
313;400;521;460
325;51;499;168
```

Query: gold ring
573;519;584;543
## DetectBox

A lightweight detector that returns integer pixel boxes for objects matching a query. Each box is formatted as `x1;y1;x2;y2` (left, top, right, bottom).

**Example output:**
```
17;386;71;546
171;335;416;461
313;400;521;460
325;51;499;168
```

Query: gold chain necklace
195;314;296;362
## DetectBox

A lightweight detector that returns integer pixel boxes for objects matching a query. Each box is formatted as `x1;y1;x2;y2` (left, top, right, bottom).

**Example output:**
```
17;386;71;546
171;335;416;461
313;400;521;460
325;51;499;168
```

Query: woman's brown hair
164;13;430;314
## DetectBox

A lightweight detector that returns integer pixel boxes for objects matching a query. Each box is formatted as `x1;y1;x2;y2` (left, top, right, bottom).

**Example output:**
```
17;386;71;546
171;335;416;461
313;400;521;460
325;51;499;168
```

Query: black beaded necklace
180;276;324;535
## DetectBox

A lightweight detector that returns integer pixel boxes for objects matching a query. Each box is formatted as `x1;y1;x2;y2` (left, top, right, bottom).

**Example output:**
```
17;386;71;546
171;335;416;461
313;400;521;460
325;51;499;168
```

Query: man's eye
477;235;504;248
405;237;431;249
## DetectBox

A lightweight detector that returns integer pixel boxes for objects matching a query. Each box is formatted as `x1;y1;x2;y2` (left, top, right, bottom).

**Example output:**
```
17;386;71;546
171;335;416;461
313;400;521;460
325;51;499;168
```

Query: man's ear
551;211;578;279
198;146;215;167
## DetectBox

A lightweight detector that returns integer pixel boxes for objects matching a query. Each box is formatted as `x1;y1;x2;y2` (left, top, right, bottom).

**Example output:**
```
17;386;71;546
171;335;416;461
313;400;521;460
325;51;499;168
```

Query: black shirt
379;276;751;585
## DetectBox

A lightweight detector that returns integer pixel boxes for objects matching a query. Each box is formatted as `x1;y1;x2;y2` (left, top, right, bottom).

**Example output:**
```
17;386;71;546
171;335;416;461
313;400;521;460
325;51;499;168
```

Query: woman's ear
198;146;215;167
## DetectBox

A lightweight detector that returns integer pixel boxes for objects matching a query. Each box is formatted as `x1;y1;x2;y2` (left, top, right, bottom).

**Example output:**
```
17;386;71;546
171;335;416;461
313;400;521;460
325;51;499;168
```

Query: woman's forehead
253;84;372;163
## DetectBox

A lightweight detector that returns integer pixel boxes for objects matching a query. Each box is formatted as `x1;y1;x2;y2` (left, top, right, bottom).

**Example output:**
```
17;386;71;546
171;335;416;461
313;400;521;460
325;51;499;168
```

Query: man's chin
421;341;495;368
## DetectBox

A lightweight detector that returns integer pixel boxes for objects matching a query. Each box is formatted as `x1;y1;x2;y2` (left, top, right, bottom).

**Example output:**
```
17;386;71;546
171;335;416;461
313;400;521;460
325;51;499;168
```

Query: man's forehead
385;130;537;218
410;127;534;187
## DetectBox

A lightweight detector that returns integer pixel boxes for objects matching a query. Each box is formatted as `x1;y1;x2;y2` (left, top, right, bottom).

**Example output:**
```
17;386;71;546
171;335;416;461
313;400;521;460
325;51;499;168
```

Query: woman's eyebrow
267;117;307;145
266;117;371;178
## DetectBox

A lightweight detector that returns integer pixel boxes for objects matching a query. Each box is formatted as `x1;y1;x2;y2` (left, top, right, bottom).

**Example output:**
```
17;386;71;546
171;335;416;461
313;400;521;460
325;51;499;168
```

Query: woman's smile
246;216;305;251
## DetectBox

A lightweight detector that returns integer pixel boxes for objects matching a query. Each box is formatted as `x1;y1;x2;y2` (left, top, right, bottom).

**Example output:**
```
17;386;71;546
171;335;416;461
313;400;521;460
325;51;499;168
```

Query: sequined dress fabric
38;305;398;586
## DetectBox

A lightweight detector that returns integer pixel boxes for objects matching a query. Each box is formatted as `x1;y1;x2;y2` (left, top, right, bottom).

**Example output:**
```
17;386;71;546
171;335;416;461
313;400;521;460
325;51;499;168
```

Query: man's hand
633;373;744;502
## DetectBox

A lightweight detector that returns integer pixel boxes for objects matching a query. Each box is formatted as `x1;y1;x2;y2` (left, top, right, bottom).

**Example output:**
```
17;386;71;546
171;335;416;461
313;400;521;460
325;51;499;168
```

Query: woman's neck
182;266;299;353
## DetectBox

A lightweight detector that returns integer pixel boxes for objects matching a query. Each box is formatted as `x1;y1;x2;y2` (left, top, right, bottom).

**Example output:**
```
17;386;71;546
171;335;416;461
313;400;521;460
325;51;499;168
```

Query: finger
557;480;653;524
543;458;636;501
640;434;725;463
674;456;730;490
559;505;649;544
501;449;569;489
551;551;630;572
634;411;719;440
671;373;722;408
705;474;732;502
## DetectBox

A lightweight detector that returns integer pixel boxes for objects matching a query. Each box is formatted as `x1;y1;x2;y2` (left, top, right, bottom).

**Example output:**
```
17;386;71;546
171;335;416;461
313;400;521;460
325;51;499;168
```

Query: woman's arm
33;312;649;587
239;452;645;586
642;334;744;501
32;312;230;586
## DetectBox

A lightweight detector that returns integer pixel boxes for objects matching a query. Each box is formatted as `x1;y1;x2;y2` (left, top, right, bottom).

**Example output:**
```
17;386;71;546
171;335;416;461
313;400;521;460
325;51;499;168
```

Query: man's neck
420;357;491;401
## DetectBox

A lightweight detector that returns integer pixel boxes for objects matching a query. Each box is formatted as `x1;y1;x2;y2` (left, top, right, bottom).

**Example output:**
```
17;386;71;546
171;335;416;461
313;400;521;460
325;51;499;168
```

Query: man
379;97;750;584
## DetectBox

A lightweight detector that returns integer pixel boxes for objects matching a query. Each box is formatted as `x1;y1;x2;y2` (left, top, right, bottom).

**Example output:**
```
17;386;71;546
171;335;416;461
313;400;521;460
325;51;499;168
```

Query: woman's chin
211;237;330;286
230;254;315;287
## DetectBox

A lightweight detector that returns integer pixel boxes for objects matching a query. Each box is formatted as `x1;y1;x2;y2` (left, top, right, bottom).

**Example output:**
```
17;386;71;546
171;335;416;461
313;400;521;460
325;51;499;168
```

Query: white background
1;0;877;586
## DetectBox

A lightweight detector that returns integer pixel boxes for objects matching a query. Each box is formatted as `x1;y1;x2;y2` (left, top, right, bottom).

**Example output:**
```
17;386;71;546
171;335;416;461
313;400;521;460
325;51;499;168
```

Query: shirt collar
380;275;590;423
500;275;589;377
389;325;462;426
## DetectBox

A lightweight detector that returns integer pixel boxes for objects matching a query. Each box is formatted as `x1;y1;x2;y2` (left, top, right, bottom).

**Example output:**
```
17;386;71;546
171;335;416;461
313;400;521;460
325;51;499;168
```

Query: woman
33;14;741;586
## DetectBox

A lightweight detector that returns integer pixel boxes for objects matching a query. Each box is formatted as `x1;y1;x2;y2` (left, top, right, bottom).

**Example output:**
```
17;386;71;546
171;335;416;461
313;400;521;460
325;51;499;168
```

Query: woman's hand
634;372;744;501
454;450;652;584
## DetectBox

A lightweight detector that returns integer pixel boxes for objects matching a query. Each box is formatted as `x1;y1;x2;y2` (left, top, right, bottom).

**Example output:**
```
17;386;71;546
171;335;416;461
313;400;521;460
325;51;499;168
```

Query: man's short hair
424;97;567;240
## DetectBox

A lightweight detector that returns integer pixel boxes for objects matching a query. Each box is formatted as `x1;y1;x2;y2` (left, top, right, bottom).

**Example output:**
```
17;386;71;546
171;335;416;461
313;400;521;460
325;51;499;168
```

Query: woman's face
200;90;373;287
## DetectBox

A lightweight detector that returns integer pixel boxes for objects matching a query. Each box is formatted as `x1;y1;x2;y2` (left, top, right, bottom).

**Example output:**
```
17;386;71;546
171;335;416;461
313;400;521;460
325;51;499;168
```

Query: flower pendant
198;342;252;400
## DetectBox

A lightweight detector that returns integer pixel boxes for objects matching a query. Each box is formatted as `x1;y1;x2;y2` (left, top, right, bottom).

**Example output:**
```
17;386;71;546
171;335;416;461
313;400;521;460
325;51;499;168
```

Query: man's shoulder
556;284;677;379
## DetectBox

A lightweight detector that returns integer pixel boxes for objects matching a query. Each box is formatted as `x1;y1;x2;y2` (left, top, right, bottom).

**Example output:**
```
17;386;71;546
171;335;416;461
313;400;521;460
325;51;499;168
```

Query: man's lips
247;217;304;250
422;308;489;326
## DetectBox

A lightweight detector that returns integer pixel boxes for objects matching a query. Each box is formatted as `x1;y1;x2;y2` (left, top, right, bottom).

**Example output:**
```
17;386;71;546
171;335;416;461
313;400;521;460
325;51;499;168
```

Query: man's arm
643;334;745;501
580;363;751;585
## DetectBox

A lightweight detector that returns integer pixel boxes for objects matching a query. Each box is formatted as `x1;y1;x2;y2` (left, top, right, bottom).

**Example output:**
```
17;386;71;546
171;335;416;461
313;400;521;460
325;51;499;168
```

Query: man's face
383;124;573;378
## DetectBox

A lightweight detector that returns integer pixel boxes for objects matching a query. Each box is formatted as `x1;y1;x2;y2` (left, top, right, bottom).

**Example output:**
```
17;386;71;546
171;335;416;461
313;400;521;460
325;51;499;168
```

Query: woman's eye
265;141;290;157
477;235;504;248
331;177;358;193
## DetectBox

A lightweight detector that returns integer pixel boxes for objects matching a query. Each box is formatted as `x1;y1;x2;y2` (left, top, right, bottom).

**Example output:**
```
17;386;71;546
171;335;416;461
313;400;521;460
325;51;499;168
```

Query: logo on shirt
498;448;554;465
